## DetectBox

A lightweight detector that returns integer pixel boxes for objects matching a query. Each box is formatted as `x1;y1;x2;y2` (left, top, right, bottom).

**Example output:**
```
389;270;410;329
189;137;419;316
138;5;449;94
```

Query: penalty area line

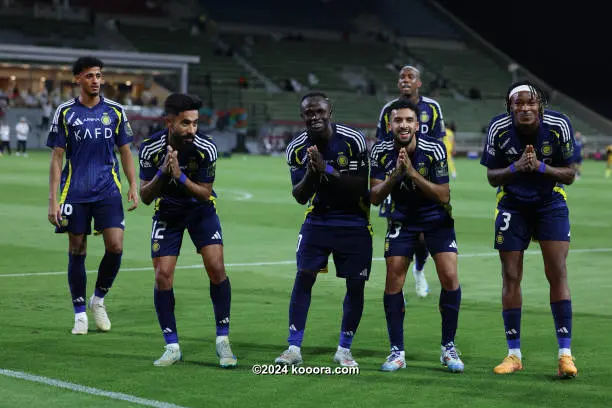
0;368;188;408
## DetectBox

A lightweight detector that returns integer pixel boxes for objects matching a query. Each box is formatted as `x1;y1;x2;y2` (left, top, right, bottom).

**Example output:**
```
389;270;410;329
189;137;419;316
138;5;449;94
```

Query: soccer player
47;56;138;335
444;121;457;180
375;66;447;298
572;131;584;180
481;80;578;378
605;144;612;178
370;99;463;373
275;92;371;367
139;93;236;368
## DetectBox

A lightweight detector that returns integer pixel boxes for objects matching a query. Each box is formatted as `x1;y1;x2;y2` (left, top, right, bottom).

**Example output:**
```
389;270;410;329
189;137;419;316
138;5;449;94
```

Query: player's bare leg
381;256;409;371
494;250;524;374
68;233;88;334
153;255;182;366
540;240;577;378
201;244;236;368
88;227;123;332
432;251;463;373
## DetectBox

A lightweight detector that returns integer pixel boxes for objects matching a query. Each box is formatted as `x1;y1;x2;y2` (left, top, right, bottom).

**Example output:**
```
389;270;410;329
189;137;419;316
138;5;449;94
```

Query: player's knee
68;240;87;255
105;242;123;254
207;266;227;285
385;271;405;294
154;268;174;290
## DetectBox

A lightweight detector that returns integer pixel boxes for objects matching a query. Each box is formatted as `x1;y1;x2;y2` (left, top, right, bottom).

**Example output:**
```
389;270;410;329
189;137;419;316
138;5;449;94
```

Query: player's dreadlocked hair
505;80;548;116
164;93;203;116
72;56;104;76
387;98;421;118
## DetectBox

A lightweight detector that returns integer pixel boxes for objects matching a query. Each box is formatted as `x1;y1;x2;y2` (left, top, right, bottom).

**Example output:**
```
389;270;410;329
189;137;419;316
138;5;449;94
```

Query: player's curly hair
505;80;548;115
164;93;203;116
72;56;104;76
387;98;421;118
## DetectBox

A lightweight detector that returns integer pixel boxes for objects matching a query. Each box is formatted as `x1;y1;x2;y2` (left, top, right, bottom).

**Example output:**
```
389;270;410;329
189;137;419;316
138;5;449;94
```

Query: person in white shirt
15;116;29;157
0;120;10;156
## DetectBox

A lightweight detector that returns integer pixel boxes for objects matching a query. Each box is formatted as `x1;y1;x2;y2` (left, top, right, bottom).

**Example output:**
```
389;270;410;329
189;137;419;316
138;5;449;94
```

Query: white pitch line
0;369;188;408
1;248;611;279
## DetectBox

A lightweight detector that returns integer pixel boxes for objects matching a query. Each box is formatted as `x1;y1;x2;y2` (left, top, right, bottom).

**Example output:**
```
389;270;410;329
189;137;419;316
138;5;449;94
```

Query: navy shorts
296;224;373;280
151;210;223;258
494;205;570;251
55;195;124;235
384;219;457;258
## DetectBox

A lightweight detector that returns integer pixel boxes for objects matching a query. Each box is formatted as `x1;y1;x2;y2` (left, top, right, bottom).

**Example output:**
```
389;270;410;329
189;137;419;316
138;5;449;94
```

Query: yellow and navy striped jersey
46;97;132;203
370;136;452;225
286;123;370;227
480;109;575;206
376;95;446;141
139;130;217;216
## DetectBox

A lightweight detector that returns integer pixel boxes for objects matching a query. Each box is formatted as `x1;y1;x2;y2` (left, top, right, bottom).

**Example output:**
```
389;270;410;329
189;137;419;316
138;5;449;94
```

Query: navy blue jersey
286;123;370;228
376;96;446;141
480;110;575;208
46;97;132;203
139;130;217;217
370;136;451;226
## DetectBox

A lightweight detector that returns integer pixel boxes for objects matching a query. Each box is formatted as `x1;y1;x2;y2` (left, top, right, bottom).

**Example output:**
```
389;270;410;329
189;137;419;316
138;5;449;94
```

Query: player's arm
536;163;575;185
46;107;67;227
48;146;64;227
170;143;215;203
310;146;367;199
139;175;168;206
292;165;318;205
139;149;171;206
369;149;403;206
115;109;138;210
118;144;139;210
403;149;450;204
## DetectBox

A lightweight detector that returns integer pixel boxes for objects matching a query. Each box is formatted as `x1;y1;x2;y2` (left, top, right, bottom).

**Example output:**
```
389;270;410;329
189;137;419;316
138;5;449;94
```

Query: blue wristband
538;162;546;173
178;173;187;184
156;169;163;178
325;164;335;175
509;163;516;173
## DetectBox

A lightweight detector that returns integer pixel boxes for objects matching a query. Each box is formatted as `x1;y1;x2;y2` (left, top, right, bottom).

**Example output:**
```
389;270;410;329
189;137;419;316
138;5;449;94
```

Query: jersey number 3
499;212;511;232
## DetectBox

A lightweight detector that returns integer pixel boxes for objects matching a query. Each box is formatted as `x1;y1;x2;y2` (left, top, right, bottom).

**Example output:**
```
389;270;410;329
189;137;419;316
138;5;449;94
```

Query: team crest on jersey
435;160;448;177
152;241;160;253
417;163;428;177
420;111;430;124
101;112;112;126
337;153;348;167
541;141;553;156
562;141;574;159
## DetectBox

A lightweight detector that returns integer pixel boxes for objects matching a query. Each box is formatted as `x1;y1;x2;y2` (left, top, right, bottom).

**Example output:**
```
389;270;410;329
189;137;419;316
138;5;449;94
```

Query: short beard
395;133;413;147
86;90;99;97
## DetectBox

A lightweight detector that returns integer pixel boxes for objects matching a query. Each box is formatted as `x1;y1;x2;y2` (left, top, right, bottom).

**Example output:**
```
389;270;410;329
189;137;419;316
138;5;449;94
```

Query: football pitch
0;152;611;407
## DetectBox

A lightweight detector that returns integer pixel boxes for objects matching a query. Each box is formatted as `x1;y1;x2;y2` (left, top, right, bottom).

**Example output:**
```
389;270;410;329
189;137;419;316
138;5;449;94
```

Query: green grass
0;152;611;407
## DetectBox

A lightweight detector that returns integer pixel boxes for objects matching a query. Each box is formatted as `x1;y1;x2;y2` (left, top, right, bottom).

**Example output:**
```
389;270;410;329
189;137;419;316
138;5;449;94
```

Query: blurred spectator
15;116;29;157
40;99;53;129
0;119;10;156
307;72;319;87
